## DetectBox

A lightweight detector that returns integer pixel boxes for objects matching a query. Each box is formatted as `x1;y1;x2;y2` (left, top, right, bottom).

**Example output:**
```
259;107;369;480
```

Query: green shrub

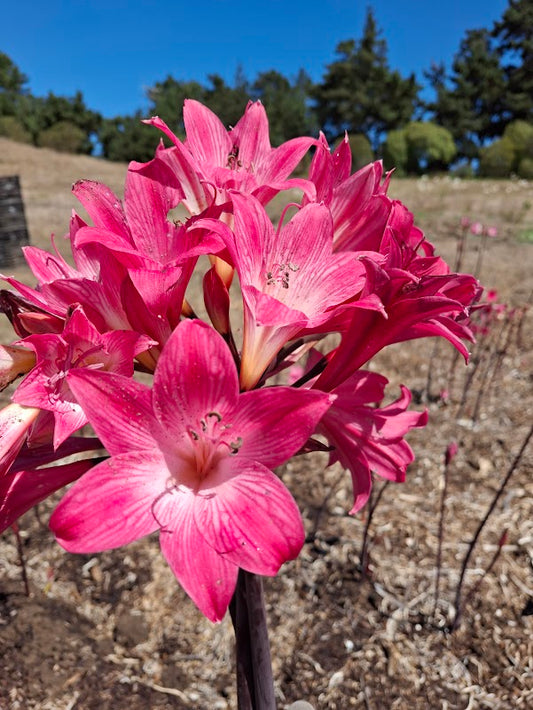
502;120;533;171
37;120;87;153
478;138;516;177
503;120;533;154
347;134;374;170
404;122;456;173
518;157;533;180
382;128;408;174
0;115;32;143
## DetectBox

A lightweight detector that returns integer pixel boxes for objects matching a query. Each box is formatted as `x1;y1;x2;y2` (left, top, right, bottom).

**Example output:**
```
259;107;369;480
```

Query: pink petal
67;369;159;455
183;99;231;168
0;344;35;390
73;180;130;240
23;246;78;284
261;137;316;183
235;386;333;468
153;319;238;432
229;101;270;168
124;159;184;261
194;459;305;575
0;403;40;474
52;405;88;449
0;458;94;533
158;489;238;622
50;451;167;552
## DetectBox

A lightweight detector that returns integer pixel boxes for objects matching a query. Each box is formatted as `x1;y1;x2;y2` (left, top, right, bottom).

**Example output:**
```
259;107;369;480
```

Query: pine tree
492;0;533;123
426;29;505;160
312;8;419;148
252;69;316;145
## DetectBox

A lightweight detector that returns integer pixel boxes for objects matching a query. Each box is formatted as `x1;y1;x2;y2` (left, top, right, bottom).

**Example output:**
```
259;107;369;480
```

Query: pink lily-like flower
50;319;333;621
0;400;98;534
146;99;317;215
305;133;393;252
200;192;370;389
317;371;428;512
316;202;480;391
0;435;100;533
12;306;153;448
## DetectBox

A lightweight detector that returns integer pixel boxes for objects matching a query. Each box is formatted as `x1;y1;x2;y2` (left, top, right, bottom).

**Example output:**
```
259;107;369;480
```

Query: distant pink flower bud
485;226;498;238
498;529;508;547
445;441;458;466
460;217;470;229
470;222;483;235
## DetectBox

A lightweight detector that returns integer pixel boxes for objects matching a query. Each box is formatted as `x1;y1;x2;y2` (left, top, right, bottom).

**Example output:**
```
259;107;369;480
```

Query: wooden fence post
0;175;30;267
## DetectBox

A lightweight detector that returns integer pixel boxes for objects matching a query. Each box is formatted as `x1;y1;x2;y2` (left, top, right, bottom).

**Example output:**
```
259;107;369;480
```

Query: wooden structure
0;175;30;266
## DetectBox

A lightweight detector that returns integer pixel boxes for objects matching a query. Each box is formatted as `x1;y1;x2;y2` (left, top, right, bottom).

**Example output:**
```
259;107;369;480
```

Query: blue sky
2;0;509;118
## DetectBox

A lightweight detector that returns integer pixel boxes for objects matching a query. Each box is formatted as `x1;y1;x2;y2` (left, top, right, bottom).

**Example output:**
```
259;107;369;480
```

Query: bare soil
0;138;532;709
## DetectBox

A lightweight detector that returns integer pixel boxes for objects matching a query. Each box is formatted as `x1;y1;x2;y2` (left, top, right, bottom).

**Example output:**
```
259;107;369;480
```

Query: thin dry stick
451;423;533;631
474;232;488;280
12;523;30;596
514;303;529;351
471;316;515;422
454;225;469;273
456;317;504;418
432;443;456;619
310;468;346;540
461;529;508;616
424;340;440;402
447;348;461;400
360;480;389;577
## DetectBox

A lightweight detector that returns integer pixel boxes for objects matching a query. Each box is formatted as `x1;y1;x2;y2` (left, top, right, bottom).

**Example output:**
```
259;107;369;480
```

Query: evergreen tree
312;8;419;148
426;29;505;160
0;52;29;117
0;52;28;95
203;71;250;128
251;69;316;145
26;91;101;152
146;76;205;138
99;112;161;163
492;0;533;123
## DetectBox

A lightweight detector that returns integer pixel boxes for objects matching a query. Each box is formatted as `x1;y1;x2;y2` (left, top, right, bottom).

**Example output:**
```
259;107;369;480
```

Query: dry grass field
0;138;532;709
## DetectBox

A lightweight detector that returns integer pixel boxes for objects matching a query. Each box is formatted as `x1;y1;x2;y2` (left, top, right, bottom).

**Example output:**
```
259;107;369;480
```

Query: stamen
265;262;300;290
229;436;243;454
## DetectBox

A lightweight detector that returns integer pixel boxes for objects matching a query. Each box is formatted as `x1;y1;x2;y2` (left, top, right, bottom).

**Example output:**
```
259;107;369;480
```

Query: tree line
1;0;531;177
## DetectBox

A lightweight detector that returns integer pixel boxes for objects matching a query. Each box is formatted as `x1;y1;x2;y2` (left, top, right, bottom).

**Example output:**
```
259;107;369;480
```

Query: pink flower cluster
0;101;480;620
460;217;498;238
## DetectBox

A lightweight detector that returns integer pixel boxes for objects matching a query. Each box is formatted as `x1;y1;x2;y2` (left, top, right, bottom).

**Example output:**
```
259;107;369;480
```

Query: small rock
114;610;149;646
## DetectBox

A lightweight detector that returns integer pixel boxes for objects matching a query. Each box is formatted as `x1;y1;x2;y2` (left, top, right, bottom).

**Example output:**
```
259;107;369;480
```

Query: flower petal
183;99;232;168
153;319;238;431
158;489;238;622
67;369;158;455
50;451;167;551
194;460;305;576
235;386;334;468
0;458;94;533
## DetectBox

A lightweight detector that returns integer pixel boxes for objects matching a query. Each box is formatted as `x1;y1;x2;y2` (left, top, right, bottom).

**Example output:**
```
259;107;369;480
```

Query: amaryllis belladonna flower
51;319;332;620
